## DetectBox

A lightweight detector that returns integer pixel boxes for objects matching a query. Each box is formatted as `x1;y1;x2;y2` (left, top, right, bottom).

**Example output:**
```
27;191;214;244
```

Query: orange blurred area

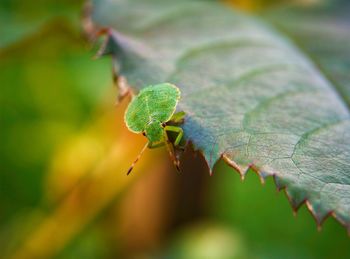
12;99;172;259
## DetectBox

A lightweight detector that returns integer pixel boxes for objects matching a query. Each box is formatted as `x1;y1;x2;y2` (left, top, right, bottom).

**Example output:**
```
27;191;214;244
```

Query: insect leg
127;142;149;175
163;127;183;171
164;126;183;146
169;111;186;124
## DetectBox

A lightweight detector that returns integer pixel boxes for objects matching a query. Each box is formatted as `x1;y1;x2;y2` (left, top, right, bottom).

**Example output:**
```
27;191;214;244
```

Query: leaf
0;1;82;48
89;0;350;230
261;1;350;105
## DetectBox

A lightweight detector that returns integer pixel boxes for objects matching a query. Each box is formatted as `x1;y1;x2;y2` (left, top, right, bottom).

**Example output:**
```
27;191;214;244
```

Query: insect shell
124;83;184;175
125;83;180;142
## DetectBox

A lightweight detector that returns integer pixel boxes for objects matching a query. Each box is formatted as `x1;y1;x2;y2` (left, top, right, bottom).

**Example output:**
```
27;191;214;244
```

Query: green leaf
89;0;350;230
261;1;350;105
0;0;82;48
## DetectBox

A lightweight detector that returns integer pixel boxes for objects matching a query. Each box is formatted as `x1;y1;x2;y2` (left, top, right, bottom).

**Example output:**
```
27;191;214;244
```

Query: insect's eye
161;123;166;127
142;132;146;136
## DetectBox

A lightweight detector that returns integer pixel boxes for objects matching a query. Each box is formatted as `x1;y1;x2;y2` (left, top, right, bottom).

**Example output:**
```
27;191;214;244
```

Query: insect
124;83;186;175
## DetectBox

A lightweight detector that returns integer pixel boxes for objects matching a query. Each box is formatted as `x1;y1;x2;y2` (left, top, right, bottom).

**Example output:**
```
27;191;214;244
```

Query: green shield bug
124;83;185;175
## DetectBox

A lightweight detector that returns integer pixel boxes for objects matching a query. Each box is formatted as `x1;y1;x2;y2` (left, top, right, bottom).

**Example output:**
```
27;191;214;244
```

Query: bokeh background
1;0;349;258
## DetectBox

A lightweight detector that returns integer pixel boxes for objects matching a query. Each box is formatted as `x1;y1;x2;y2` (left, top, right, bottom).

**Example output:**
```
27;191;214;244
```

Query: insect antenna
127;142;149;175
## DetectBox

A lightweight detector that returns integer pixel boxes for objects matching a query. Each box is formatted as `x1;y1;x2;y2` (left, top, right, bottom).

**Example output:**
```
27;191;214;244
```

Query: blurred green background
1;0;349;258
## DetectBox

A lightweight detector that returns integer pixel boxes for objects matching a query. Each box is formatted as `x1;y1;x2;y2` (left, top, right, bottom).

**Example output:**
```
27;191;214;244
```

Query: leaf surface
261;1;350;105
89;0;350;229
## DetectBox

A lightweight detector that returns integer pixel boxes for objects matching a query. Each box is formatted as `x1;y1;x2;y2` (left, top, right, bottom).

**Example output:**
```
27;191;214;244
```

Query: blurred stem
223;0;324;11
10;100;167;259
